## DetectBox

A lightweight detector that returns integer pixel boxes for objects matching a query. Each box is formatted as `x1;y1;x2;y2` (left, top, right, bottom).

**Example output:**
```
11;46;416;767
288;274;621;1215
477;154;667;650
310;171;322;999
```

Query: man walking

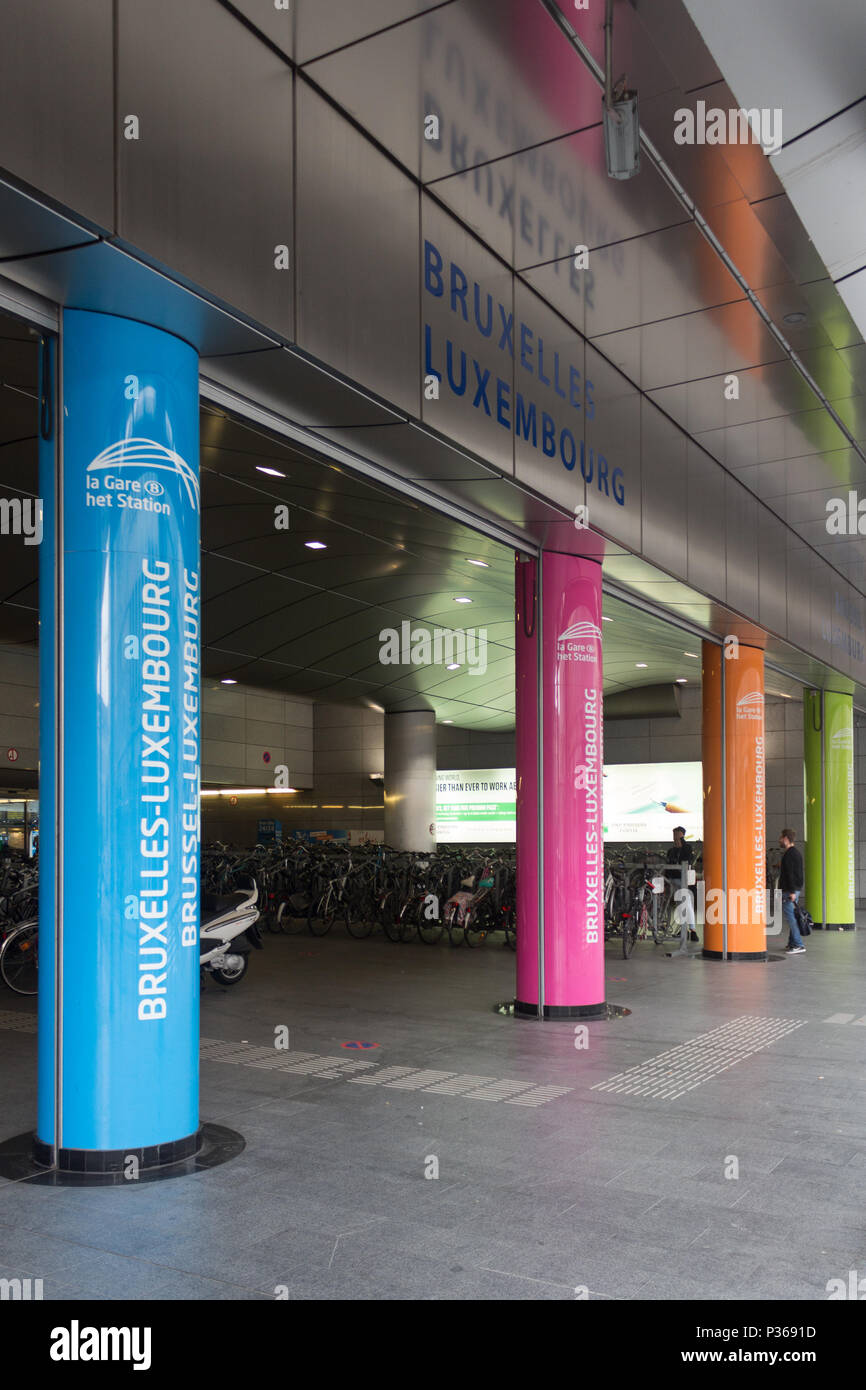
779;828;806;955
666;825;698;943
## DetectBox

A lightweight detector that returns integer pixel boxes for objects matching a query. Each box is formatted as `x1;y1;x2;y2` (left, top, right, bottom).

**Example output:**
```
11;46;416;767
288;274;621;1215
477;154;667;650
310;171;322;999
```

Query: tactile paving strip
591;1015;805;1100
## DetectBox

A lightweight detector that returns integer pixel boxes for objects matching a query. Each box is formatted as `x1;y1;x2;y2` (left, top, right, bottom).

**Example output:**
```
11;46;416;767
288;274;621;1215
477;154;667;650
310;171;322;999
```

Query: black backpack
794;903;813;936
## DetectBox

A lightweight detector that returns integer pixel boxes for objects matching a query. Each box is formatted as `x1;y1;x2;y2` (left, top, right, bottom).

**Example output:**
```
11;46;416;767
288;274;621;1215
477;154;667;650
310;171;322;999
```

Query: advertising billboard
602;762;703;842
436;770;517;843
435;762;702;845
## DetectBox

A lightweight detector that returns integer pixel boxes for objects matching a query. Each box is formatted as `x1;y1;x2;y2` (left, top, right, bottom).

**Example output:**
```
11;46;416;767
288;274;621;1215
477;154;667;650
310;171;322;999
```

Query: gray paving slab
1;921;865;1299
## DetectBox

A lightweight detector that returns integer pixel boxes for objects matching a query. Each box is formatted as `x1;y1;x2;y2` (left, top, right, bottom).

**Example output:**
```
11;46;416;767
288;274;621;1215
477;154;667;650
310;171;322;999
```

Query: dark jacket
666;843;693;866
779;845;804;893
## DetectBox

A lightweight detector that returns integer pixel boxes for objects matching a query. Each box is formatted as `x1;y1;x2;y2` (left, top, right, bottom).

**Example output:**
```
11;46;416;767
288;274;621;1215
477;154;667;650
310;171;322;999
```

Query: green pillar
803;691;823;924
824;692;855;930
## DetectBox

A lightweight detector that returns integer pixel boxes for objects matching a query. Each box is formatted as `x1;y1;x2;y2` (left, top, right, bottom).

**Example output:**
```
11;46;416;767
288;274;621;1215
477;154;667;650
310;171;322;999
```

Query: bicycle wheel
418;900;443;945
397;902;419;943
346;901;374;939
383;896;404;942
276;899;306;935
503;909;516;950
0;920;38;995
621;912;638;959
464;904;489;948
308;892;335;936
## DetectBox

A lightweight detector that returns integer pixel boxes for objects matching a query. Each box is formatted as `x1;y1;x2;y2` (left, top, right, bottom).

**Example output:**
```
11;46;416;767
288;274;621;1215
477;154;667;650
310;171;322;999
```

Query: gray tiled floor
1;923;865;1300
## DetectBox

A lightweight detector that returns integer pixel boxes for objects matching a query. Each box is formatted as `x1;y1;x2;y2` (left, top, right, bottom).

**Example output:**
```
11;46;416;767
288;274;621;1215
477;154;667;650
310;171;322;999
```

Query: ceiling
288;0;866;594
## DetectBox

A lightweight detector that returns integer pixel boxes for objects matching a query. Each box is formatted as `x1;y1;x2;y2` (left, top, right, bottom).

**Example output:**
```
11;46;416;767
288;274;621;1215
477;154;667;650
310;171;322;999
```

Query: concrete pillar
37;309;201;1172
383;710;437;851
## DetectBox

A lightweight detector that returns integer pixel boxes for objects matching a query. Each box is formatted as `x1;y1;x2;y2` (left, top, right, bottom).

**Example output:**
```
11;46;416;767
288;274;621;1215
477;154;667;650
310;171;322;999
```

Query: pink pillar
515;552;606;1018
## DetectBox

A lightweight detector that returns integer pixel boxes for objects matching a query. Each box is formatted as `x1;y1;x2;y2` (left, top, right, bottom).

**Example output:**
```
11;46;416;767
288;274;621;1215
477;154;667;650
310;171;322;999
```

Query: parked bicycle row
203;840;517;949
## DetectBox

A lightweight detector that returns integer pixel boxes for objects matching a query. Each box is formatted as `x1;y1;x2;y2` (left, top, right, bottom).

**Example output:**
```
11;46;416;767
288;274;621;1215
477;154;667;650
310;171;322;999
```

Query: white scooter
200;880;262;986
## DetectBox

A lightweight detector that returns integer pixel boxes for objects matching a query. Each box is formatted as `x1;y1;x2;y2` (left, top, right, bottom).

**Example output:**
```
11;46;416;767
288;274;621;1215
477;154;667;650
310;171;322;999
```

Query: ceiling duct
605;683;682;720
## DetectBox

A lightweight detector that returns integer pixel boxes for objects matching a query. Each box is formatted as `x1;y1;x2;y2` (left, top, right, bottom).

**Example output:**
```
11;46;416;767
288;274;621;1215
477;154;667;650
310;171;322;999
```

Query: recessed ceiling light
684;651;699;659
256;466;285;478
636;662;648;668
467;559;489;567
783;311;807;325
443;719;453;724
305;541;327;550
602;616;613;622
454;596;472;604
221;678;237;685
676;678;687;684
446;663;460;670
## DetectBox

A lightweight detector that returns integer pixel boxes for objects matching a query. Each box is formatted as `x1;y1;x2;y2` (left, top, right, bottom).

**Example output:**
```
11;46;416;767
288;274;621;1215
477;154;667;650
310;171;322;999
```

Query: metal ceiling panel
695;406;851;473
581;222;743;339
640;398;688;581
117;0;295;337
0;240;276;356
512;280;584;510
224;0;293;57
0;178;97;261
686;442;726;599
295;82;421;417
295;0;446;65
428;120;691;277
583;342;640;552
421;198;515;472
683;0;866;145
201;348;403;432
0;0;114;231
304;0;602;182
749;194;829;288
593;298;786;393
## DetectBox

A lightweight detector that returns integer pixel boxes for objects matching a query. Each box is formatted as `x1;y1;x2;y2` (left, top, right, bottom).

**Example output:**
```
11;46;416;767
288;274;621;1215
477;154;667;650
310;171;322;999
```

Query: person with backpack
779;828;806;955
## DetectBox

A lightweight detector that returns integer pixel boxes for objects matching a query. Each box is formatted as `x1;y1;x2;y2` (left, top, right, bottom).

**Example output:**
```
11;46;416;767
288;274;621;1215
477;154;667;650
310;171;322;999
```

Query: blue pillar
37;310;201;1170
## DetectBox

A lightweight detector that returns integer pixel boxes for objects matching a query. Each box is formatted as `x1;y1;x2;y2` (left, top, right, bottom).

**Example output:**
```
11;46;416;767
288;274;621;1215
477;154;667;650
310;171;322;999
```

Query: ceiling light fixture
454;596;472;604
221;678;237;685
684;652;699;659
256;466;285;478
467;559;489;567
676;678;687;684
305;541;327;550
636;662;648;668
446;663;460;671
783;311;807;326
443;719;453;724
602;616;613;622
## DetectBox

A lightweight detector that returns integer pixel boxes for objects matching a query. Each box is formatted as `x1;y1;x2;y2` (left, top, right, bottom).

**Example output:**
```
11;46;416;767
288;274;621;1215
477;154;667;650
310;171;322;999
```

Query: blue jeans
783;891;803;948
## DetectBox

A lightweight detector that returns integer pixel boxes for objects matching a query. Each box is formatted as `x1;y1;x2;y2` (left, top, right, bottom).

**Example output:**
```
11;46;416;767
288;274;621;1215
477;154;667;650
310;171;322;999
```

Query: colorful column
803;690;823;925
515;552;605;1018
38;309;201;1170
702;641;767;959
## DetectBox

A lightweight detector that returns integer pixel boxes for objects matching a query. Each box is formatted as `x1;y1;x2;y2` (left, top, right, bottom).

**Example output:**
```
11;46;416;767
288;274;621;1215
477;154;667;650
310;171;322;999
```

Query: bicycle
0;918;38;995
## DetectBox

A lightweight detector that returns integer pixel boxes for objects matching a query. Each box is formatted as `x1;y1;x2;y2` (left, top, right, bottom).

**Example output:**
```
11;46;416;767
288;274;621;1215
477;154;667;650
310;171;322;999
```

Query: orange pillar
702;641;767;959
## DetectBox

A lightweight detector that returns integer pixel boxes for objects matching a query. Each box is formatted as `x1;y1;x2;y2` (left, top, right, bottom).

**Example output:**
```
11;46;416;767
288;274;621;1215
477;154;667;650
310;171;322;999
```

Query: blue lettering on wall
423;236;624;506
